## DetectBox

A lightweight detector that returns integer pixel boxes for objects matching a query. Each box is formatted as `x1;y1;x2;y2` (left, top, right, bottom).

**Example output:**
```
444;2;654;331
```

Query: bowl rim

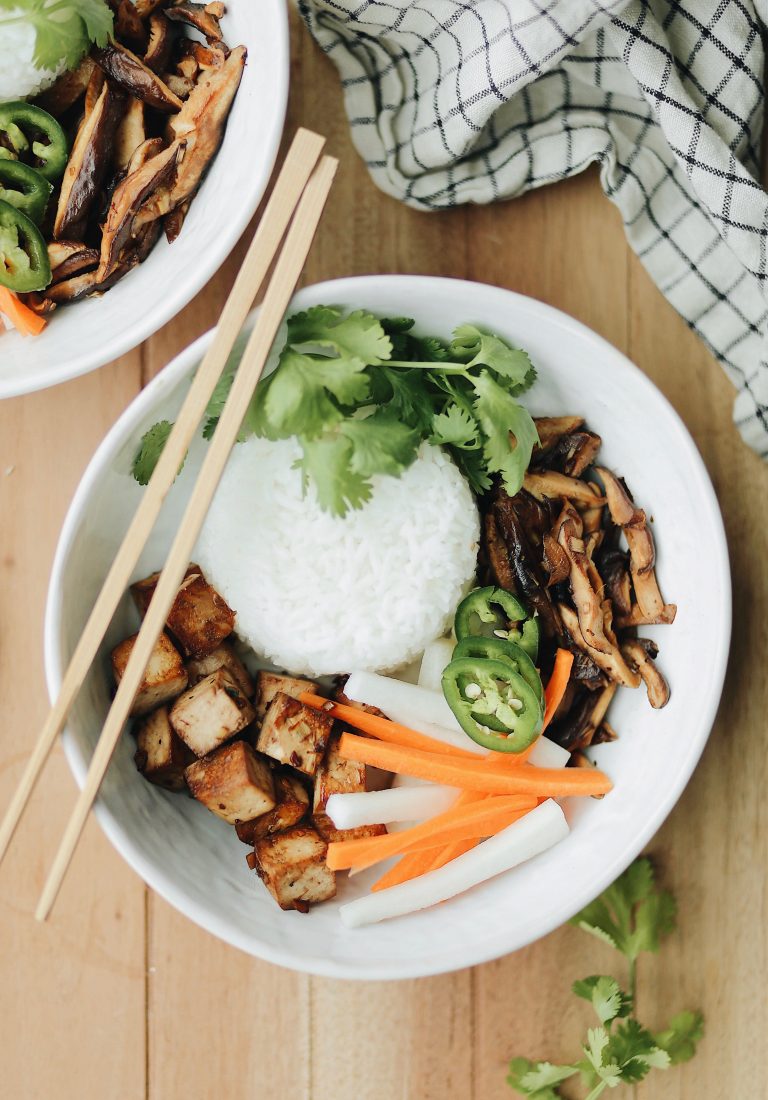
44;275;732;979
0;0;289;401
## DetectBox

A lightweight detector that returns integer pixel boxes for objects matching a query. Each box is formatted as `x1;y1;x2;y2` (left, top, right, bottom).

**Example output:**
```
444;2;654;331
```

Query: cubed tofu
134;706;195;792
186;643;254;698
312;735;387;843
235;769;309;844
111;631;188;716
131;563;236;659
256;692;332;777
170;668;255;757
253;671;319;722
253;825;336;912
185;741;276;824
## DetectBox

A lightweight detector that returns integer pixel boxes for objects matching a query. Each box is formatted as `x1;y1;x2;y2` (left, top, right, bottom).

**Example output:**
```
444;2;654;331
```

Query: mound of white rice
195;438;479;677
0;15;66;102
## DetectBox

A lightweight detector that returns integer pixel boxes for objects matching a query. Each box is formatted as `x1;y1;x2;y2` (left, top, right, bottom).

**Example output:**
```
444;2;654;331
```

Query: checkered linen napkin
298;0;768;458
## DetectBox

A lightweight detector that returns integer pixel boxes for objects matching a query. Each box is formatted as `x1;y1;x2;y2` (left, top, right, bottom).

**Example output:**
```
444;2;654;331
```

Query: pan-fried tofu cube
134;706;195;792
253;825;336;912
111;631;188;716
186;643;254;698
256;692;332;777
185;741;276;824
131;563;236;659
170;668;255;757
253;671;319;722
235;769;309;844
312;735;387;843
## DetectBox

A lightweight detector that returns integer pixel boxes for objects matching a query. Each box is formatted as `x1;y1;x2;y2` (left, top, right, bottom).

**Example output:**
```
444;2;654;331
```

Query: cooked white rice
0;15;66;102
195;438;479;677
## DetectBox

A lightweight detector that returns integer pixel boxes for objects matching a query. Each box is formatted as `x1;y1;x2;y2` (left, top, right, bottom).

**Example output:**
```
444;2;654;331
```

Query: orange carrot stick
337;732;612;798
299;691;478;759
371;849;440;892
327;796;537;871
542;649;574;731
428;837;480;871
0;288;46;336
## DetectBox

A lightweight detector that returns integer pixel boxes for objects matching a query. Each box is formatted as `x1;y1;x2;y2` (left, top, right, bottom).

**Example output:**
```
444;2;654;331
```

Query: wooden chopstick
0;128;325;874
35;153;338;921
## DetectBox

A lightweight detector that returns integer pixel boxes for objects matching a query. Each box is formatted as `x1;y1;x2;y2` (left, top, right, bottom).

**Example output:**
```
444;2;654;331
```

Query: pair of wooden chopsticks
0;128;337;921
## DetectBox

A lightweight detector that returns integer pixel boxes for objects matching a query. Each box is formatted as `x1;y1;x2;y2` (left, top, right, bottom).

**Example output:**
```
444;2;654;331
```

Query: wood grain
1;6;766;1098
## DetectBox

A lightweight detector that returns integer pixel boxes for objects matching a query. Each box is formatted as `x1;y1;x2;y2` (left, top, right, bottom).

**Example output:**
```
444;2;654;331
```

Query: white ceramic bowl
44;276;730;979
0;0;288;399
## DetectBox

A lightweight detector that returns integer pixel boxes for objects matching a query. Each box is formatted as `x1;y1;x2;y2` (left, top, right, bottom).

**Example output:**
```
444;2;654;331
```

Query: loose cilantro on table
507;859;703;1100
131;307;539;516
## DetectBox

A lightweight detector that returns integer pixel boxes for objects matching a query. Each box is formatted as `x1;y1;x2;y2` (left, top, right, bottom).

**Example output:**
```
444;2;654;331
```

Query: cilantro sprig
132;306;539;515
507;859;703;1100
0;0;114;72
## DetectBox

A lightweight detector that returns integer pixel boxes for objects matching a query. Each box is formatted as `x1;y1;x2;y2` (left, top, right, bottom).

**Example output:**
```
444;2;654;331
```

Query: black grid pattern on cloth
298;0;768;454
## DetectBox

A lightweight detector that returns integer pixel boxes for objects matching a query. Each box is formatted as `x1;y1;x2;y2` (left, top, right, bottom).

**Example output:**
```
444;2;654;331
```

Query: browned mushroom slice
596;467;677;626
580;483;604;534
144;13;175;74
93;42;183;112
48;241;100;284
33;58;96;116
187;40;225;69
97;140;185;279
491;490;564;640
44;262;134;303
559;604;639;688
206;2;225;16
134;0;168;15
115;0;149;51
134;46;245;228
164;198;190;243
164;73;195;99
598;547;632;618
542;532;570;587
84;64;106;116
114;98;146;175
548;682;617;751
593;721;618;744
524;470;605;507
165;1;223;42
126;136;165;175
621;639;670;709
177;54;200;81
533;416;585;451
483;511;516;591
54;82;126;241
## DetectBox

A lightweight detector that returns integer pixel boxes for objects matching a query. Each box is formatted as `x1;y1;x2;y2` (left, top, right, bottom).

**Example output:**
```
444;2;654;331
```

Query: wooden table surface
1;11;766;1100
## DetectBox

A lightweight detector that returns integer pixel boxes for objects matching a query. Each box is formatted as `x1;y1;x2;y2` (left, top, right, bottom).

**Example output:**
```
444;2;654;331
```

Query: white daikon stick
344;671;464;736
382;707;486;756
326;785;460;829
339;799;569;928
418;638;455;692
528;736;571;769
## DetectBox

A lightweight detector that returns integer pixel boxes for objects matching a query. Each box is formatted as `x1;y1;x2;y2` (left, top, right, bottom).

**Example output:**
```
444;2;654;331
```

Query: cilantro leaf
287;307;392;365
507;1058;576;1099
450;323;536;390
374;367;435;432
473;370;539;495
570;858;677;962
379;316;415;333
263;348;369;438
297;434;372;517
654;1011;704;1065
431;405;479;448
582;1027;622;1087
603;1019;670;1083
453;447;493;494
14;0;114;71
131;421;180;485
572;976;632;1025
340;409;420;478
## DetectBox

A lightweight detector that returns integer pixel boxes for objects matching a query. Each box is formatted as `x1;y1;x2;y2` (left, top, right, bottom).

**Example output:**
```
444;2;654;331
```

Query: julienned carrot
542;648;574;731
0;288;46;337
299;692;478;759
371;849;440;892
337;732;612;798
327;795;537;871
428;837;480;872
